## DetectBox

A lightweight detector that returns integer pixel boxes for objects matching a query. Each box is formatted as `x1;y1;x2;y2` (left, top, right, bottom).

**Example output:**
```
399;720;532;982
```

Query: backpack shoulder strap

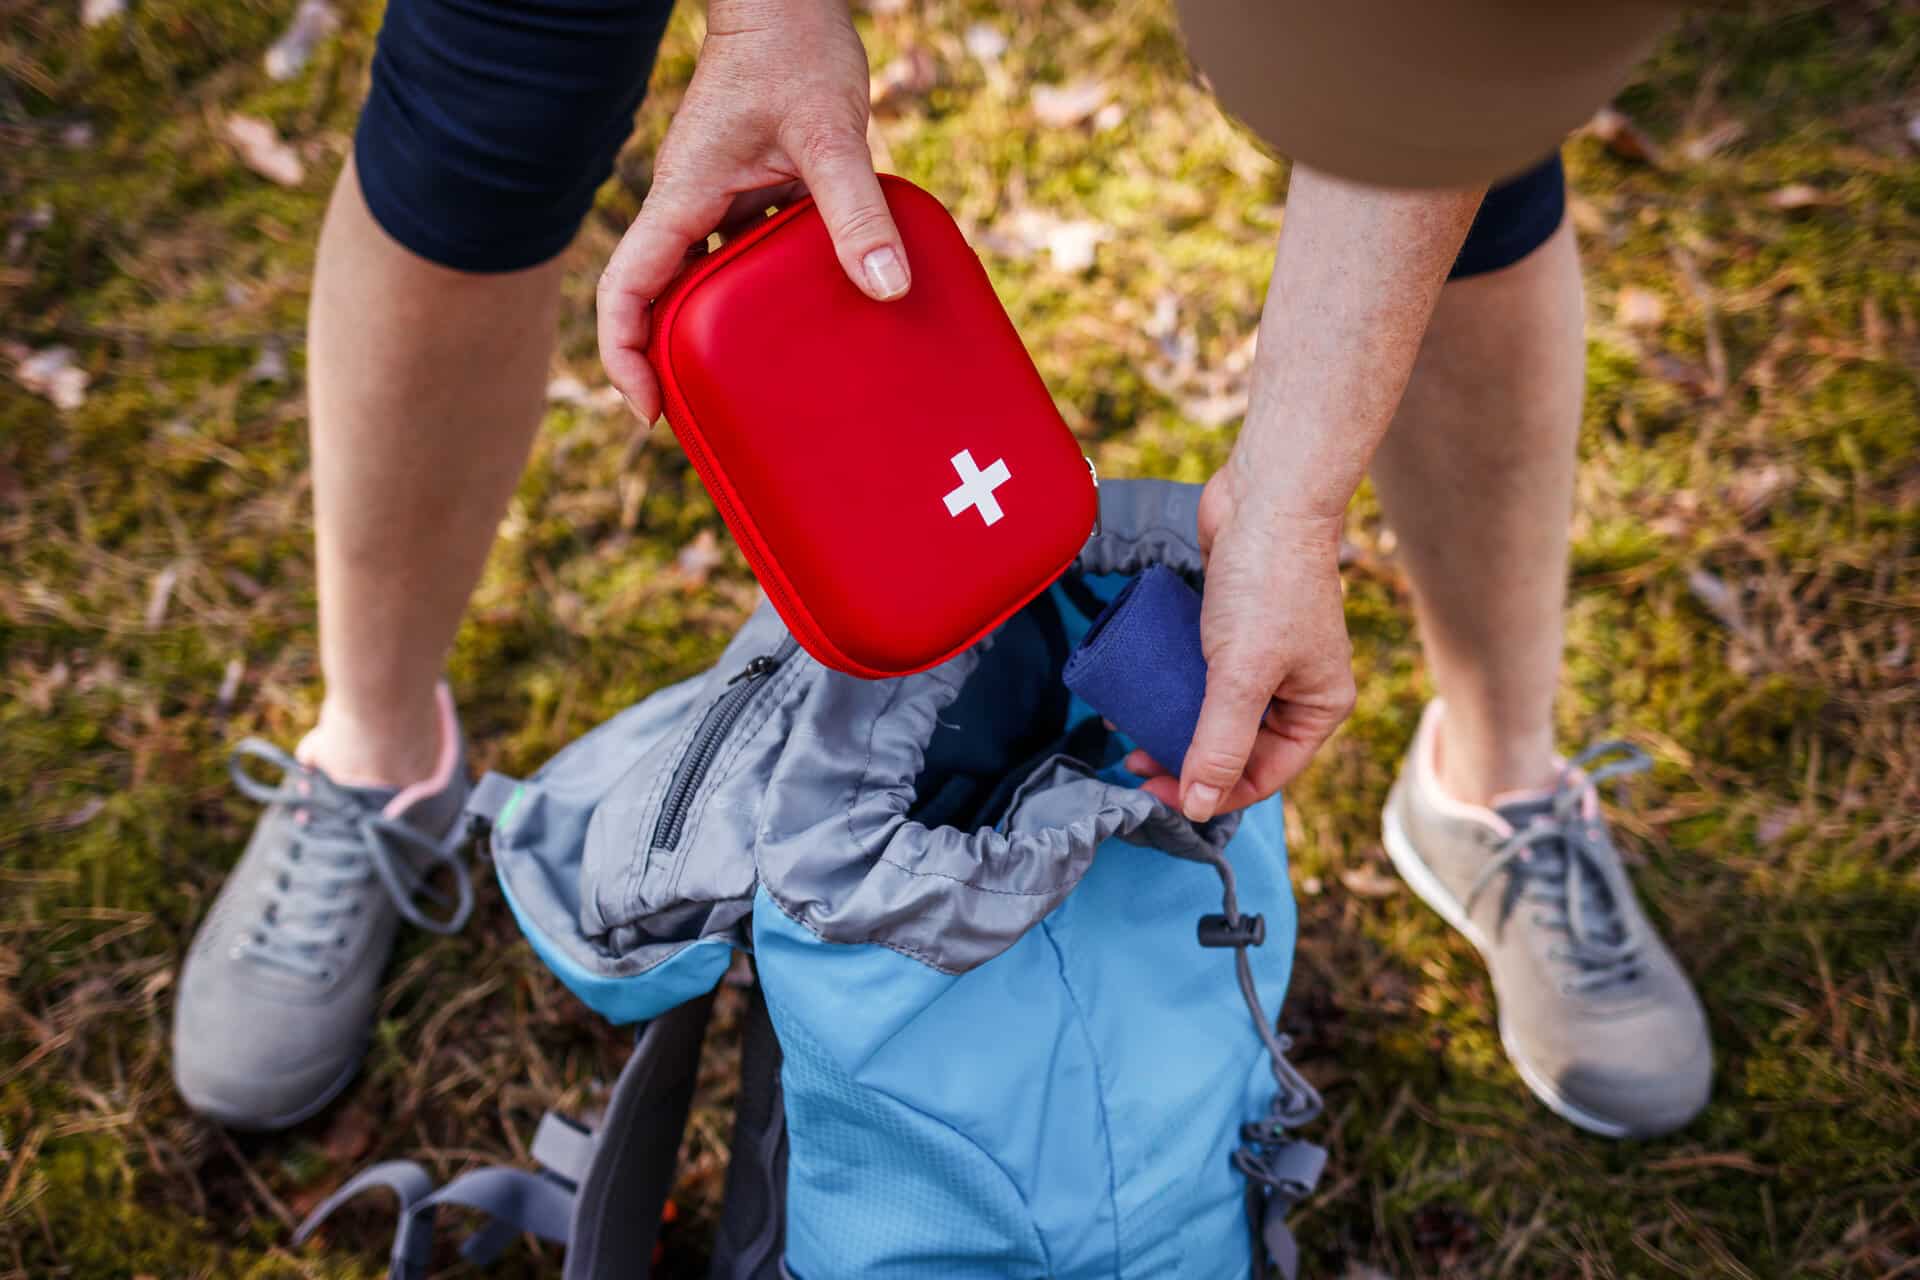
564;988;717;1279
707;981;788;1280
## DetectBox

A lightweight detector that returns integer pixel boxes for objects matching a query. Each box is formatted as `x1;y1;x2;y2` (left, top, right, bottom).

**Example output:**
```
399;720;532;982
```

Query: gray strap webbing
428;1167;574;1256
564;988;717;1280
1245;1134;1327;1280
1259;1139;1326;1198
465;771;522;827
1261;1205;1302;1280
531;1113;595;1187
293;989;718;1279
291;1160;573;1278
292;1162;437;1280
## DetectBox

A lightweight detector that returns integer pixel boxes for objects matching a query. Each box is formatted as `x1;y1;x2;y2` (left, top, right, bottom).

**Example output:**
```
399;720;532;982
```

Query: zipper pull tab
727;653;781;685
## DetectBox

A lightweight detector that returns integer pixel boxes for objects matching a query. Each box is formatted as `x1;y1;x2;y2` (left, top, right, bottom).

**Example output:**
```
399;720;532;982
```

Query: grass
2;0;1917;1275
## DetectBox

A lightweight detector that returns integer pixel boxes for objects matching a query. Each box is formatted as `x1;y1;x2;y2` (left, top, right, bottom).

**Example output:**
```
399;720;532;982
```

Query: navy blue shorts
355;0;1563;278
1451;154;1566;279
355;0;676;273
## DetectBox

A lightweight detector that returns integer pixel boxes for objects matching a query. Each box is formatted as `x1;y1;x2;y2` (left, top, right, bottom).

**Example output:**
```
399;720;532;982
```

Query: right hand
597;0;908;422
1131;455;1358;822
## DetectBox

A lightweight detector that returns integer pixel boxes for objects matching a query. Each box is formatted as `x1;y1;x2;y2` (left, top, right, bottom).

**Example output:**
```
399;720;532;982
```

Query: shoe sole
1381;805;1633;1140
180;1040;366;1133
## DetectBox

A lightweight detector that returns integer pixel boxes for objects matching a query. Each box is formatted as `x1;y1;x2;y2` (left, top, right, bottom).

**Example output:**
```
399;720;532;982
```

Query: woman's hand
598;0;907;422
1129;166;1482;821
1130;454;1357;822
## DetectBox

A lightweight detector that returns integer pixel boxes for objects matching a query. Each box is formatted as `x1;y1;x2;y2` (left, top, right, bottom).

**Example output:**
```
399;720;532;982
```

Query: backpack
296;479;1326;1279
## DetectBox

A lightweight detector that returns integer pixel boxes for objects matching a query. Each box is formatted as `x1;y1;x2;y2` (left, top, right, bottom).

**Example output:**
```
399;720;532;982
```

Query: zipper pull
727;653;782;685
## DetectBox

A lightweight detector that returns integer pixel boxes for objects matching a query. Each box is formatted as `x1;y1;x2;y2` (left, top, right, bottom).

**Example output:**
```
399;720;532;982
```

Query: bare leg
1369;221;1585;805
303;159;564;786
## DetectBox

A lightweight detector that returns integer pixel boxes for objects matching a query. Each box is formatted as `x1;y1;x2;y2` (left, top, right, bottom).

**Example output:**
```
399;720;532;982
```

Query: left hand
596;0;906;424
1130;453;1357;822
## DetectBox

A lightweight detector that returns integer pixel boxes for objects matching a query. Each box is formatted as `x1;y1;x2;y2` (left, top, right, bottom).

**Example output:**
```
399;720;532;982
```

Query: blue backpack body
300;481;1324;1279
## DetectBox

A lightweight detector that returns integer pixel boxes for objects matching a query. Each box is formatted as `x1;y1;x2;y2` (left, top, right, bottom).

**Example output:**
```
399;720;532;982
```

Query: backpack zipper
650;636;799;851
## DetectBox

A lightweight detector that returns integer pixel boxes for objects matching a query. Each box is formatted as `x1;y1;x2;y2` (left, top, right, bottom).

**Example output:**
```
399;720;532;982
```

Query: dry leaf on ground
25;660;70;714
1728;462;1793;518
1173;389;1249;427
1616;286;1668;331
145;563;181;629
1767;182;1829;211
1040;221;1108;273
216;656;245;709
53;797;107;831
977;208;1111;273
963;23;1007;64
1644;352;1715;398
1880;620;1911;673
546;374;624;413
1031;81;1109;129
14;345;90;410
674;530;725;587
870;47;937;111
1140;309;1257;427
1755;808;1796;847
287;1181;338;1222
247;342;288;384
320;1104;377;1165
264;0;339;81
1585;106;1662;165
1339;864;1401;899
1682;119;1747;163
1686;567;1748;638
224;115;305;187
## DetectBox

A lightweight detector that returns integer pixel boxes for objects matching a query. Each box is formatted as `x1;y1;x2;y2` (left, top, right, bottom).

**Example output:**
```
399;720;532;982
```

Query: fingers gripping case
650;175;1099;679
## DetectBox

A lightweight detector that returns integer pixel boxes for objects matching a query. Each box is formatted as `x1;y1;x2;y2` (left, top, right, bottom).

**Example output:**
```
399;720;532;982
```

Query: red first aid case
650;175;1099;679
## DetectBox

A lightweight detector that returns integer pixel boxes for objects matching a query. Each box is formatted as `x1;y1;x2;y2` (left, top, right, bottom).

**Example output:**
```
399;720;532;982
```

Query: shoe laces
227;740;473;983
1463;741;1652;995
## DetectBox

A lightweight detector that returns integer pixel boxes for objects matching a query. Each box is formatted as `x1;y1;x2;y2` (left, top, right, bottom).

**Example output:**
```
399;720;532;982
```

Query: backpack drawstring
1189;841;1326;1280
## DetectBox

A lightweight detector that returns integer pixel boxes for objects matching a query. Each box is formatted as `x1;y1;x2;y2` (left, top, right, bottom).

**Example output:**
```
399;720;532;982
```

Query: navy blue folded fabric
1062;565;1208;776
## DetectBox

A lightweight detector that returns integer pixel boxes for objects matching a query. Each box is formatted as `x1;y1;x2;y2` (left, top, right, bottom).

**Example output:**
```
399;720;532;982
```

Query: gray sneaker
1381;700;1711;1138
172;687;474;1130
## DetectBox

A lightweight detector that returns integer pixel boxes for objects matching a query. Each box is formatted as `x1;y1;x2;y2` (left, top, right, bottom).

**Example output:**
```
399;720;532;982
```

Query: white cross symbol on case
942;449;1012;527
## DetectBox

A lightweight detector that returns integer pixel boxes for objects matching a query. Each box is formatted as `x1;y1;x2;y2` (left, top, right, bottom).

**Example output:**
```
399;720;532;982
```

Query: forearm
1231;165;1485;526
